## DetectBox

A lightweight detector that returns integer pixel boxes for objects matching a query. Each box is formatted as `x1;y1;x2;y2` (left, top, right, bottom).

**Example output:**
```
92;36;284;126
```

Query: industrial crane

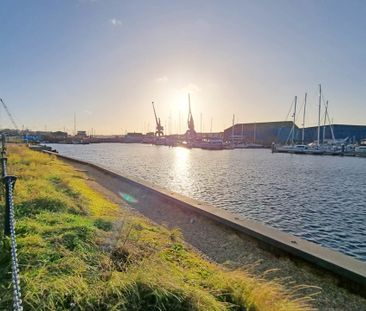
152;102;164;136
186;94;196;140
0;98;19;131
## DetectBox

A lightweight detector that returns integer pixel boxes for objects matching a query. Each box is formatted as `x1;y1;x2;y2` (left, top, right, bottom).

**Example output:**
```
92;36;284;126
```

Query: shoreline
6;144;319;310
46;151;366;310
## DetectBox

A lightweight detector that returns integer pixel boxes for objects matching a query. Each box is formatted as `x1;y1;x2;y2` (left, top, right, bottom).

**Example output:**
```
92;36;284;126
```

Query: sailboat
234;122;264;149
272;90;324;155
272;95;308;154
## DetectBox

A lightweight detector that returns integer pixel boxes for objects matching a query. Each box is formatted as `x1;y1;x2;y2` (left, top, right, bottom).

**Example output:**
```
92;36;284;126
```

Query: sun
172;91;188;113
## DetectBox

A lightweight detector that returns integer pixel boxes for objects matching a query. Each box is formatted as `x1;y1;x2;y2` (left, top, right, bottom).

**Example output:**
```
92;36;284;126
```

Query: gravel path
67;159;366;311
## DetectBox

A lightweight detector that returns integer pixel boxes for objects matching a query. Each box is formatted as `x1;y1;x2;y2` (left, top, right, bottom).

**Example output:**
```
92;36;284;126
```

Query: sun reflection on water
170;147;191;192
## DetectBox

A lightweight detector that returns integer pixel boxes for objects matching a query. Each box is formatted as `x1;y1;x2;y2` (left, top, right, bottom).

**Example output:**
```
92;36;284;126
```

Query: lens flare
118;191;138;204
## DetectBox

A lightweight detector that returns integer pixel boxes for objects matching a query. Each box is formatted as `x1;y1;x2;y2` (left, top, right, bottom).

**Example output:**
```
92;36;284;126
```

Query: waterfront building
224;121;295;146
224;122;366;146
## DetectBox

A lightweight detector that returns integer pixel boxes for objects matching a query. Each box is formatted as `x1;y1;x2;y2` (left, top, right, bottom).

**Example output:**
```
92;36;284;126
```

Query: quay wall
44;151;366;296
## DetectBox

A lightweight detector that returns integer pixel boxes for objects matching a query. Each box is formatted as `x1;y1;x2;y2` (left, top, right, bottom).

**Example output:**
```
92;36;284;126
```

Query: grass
0;145;316;310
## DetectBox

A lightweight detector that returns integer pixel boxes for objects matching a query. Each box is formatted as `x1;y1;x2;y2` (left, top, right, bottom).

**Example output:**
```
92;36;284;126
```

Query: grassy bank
0;145;315;310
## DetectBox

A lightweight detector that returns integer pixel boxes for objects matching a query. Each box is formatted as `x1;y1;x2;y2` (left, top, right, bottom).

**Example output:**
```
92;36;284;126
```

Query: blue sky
0;0;365;134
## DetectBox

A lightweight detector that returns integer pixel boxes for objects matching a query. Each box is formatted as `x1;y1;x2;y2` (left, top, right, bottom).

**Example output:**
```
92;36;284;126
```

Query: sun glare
172;91;189;113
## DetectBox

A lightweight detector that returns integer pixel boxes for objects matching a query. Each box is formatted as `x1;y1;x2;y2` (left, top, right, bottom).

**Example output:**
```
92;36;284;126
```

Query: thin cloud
182;83;200;93
155;76;168;83
109;18;122;27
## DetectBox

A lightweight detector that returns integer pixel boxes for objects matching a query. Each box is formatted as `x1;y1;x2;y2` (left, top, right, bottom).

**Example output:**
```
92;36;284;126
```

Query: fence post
4;176;17;236
1;134;7;177
0;133;23;310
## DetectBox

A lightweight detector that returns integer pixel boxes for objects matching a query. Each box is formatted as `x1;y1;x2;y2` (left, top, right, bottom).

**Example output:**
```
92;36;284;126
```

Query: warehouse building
224;122;366;146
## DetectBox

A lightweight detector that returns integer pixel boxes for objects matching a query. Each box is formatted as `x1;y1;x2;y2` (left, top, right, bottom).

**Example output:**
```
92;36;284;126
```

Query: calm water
49;143;366;261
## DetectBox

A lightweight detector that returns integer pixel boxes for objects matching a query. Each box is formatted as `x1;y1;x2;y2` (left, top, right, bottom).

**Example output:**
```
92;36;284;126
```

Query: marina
48;143;366;262
3;1;366;309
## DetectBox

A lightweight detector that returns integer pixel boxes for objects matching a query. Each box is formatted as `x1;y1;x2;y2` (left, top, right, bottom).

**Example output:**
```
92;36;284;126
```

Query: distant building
224;122;366;146
303;124;366;144
51;131;68;139
76;131;87;137
193;132;224;139
224;121;294;146
23;130;68;143
124;132;144;143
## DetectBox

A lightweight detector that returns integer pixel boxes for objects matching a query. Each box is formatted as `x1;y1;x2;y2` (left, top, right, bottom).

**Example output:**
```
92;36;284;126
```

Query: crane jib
0;98;19;131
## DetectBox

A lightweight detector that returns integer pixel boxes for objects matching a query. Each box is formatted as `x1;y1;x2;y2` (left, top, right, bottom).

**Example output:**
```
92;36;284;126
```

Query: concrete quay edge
43;150;366;293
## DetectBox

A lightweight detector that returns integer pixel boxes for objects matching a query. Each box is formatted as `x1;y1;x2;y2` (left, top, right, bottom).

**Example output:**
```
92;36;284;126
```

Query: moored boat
355;145;366;157
235;142;264;149
200;138;224;150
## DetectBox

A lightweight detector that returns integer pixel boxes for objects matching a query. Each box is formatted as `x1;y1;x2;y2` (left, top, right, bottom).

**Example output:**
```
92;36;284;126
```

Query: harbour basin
49;143;366;262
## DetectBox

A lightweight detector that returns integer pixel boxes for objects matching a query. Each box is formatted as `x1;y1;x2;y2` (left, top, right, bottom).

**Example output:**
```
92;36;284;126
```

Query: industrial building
224;122;366;146
303;124;366;144
224;121;294;146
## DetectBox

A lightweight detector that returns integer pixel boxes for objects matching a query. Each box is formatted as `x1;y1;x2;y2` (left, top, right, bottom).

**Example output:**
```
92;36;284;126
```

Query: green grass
0;145;316;310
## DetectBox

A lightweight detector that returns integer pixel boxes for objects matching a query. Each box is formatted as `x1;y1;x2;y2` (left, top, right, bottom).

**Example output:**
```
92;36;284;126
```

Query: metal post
0;133;23;310
1;134;7;177
4;176;17;236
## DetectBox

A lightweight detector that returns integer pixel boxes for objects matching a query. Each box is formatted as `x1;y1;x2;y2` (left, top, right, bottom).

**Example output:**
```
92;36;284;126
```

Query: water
49;143;366;261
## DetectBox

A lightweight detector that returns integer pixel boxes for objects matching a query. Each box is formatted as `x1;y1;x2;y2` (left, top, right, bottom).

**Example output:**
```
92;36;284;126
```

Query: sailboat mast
317;84;322;146
253;122;256;143
187;93;192;129
74;112;76;136
326;104;336;142
302;93;307;145
200;113;203;134
232;114;235;143
323;100;328;144
292;96;297;146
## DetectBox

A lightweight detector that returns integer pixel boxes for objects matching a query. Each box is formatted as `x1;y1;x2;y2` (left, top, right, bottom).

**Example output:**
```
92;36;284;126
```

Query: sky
0;0;365;135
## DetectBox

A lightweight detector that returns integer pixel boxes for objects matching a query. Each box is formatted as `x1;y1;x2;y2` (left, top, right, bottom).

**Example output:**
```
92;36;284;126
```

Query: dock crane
0;98;19;131
186;94;196;140
152;102;164;136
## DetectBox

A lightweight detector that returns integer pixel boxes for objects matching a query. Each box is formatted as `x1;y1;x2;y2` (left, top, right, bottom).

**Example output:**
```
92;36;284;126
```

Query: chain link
6;177;23;311
2;135;23;310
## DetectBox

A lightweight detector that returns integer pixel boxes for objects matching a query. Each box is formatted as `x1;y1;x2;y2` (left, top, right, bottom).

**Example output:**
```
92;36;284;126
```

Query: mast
317;84;322;146
325;101;336;143
292;96;297;146
74;112;76;136
253;122;256;143
200;113;203;135
323;100;328;144
232;114;235;144
302;93;307;145
179;111;181;134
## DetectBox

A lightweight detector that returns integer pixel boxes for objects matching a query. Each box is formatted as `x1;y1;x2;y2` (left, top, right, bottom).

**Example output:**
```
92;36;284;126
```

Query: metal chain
7;178;23;311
